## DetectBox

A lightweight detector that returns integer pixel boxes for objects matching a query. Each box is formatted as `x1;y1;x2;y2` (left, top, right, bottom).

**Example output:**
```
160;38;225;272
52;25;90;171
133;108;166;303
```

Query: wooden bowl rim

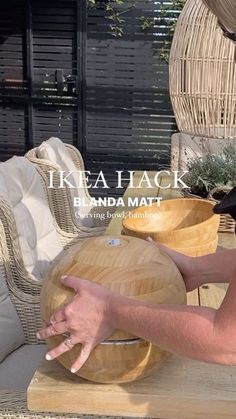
123;198;219;235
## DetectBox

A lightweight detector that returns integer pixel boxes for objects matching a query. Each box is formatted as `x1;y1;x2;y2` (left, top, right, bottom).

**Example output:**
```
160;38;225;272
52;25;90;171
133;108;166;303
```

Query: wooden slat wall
86;1;176;194
0;2;25;93
0;0;179;195
33;106;78;145
0;1;26;159
0;105;26;157
32;0;77;92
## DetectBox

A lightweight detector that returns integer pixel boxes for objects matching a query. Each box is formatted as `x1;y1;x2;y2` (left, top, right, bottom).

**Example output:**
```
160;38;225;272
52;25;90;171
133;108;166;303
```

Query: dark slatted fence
0;0;179;196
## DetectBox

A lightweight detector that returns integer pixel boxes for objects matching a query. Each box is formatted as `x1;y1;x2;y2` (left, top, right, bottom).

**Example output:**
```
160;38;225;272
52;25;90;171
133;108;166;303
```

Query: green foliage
159;0;186;62
87;0;134;37
184;144;236;198
139;16;155;31
87;0;185;44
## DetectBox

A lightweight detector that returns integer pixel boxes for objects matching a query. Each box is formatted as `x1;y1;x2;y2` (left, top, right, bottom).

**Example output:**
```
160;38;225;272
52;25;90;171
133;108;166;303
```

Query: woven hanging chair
169;0;236;139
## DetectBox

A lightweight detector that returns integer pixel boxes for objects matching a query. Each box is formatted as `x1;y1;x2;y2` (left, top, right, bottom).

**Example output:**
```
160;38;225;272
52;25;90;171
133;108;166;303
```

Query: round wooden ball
41;235;187;384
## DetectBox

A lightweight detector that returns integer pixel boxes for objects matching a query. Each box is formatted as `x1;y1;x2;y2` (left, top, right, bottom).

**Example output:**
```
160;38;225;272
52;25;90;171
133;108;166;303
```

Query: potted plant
183;144;236;233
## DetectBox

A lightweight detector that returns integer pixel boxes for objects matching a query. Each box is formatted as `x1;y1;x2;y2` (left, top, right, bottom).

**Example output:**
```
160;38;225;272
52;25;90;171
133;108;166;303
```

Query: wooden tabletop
27;172;236;419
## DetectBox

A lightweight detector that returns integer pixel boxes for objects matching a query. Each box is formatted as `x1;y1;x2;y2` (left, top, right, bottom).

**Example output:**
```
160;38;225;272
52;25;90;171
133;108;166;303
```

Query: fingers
61;275;83;292
147;237;168;251
45;335;78;361
70;342;93;373
147;236;159;246
48;303;67;324
45;339;93;375
43;275;82;327
37;321;67;340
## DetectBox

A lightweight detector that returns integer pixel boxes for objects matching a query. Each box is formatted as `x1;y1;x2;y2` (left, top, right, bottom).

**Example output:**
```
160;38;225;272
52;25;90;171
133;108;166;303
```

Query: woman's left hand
37;275;116;373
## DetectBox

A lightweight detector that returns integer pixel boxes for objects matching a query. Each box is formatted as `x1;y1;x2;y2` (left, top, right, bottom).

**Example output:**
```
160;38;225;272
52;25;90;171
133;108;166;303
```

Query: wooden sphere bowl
123;199;220;253
41;235;187;384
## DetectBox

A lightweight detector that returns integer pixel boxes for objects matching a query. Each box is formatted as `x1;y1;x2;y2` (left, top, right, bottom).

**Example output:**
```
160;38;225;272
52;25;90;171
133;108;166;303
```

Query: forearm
155;244;236;291
186;249;236;290
110;295;234;364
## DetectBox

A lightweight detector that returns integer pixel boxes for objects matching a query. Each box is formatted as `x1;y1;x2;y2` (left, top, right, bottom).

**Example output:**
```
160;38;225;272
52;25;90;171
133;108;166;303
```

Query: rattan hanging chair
169;0;236;139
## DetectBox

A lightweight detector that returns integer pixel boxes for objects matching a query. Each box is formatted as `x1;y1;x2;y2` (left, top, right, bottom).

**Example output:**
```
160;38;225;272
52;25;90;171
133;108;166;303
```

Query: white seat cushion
0;270;25;363
0;344;46;390
0;157;63;280
38;137;94;227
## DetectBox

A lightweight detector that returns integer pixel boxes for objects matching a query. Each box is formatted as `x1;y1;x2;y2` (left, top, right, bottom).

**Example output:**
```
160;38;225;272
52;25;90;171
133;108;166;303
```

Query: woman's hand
147;237;197;292
37;276;116;373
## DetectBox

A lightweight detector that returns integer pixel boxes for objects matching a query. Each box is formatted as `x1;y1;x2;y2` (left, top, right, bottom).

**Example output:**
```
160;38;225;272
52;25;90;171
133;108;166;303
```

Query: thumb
70;342;93;373
61;275;82;291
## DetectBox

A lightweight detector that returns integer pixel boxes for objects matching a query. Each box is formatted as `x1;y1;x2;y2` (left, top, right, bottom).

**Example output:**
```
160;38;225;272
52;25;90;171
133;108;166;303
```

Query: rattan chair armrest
27;153;106;236
65;144;92;201
25;154;61;172
0;204;43;343
0;199;41;298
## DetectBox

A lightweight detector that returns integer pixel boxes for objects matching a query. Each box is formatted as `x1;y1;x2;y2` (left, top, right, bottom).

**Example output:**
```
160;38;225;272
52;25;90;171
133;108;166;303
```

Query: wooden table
27;173;236;419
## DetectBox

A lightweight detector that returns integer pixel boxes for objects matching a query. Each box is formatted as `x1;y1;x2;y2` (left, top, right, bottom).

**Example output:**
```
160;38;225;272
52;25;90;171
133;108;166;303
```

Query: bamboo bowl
122;199;220;253
172;236;218;257
41;235;187;383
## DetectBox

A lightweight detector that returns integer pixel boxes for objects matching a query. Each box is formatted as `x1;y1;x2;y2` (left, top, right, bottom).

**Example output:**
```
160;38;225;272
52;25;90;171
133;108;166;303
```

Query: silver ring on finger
64;337;74;349
62;332;70;339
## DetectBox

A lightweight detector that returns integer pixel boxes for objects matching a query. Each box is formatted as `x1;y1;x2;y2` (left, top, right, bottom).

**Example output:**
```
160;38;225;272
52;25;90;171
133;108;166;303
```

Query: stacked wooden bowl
41;235;187;383
123;199;220;257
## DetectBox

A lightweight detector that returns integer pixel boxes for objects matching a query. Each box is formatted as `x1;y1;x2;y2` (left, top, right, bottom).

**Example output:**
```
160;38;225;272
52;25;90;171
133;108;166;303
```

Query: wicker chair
0;158;113;419
0;158;92;344
26;142;113;234
0;206;122;417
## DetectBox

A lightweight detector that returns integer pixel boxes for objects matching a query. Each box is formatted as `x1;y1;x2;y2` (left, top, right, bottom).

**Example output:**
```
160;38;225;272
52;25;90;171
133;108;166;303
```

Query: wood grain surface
28;356;236;418
122;198;219;250
28;172;236;418
41;235;186;383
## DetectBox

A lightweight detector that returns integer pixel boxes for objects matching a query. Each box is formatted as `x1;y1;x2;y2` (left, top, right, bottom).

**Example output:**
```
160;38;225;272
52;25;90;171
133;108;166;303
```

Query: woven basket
182;188;235;234
169;0;236;140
